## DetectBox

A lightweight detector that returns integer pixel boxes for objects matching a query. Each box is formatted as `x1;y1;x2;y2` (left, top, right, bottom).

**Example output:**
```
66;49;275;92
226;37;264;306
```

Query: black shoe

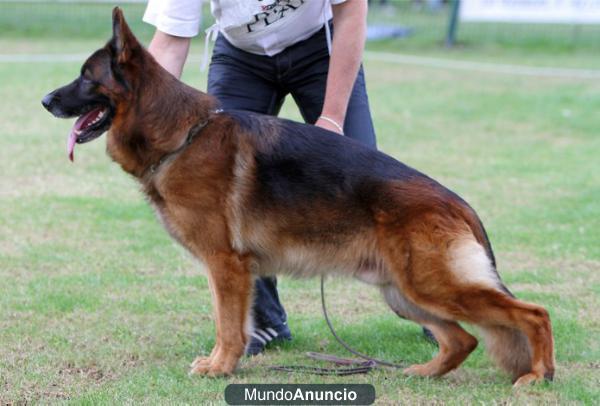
423;327;438;345
246;325;292;356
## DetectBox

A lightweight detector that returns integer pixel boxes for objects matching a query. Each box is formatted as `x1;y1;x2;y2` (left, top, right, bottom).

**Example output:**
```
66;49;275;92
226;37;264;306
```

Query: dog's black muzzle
41;92;56;112
41;90;71;118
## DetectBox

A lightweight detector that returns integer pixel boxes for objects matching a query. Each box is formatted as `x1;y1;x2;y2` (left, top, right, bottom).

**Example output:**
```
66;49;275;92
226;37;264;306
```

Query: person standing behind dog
143;0;377;355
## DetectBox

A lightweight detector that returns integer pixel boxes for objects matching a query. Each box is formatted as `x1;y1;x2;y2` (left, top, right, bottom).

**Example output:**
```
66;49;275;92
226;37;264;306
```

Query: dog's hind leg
377;218;554;385
381;285;478;377
459;291;554;386
189;252;253;376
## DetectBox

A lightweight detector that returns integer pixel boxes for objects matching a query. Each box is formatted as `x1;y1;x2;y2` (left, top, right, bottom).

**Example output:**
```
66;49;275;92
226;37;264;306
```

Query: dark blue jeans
207;26;377;332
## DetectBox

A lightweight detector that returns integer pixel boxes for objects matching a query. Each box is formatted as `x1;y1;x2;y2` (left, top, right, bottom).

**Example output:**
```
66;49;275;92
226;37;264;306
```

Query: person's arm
148;30;191;79
315;0;368;134
143;0;203;78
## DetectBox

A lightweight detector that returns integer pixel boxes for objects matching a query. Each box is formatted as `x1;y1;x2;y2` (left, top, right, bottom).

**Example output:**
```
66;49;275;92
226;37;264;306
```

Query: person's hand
315;115;344;135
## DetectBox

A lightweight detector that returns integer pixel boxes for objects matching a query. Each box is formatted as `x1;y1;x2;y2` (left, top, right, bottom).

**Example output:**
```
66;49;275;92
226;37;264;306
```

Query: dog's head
41;8;142;161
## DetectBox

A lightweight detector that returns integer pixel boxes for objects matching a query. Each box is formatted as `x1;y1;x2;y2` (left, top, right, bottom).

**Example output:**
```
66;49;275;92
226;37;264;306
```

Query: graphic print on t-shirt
246;0;306;33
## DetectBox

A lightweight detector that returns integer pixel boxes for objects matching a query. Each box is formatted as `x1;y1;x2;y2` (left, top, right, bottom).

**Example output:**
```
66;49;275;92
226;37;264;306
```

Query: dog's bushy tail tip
480;325;532;381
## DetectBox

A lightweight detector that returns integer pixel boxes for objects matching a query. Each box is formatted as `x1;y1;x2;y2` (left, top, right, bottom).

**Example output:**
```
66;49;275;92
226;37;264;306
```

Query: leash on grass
269;276;407;376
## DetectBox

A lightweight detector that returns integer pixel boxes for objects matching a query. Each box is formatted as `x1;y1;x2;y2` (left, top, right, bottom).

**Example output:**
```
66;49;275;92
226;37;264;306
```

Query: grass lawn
1;3;599;405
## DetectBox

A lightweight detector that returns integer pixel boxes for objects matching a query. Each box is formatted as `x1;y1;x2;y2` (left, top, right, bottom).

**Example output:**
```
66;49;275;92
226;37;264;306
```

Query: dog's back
221;111;487;275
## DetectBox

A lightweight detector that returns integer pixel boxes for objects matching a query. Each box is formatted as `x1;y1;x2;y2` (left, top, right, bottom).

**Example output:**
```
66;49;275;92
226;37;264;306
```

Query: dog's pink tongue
67;109;100;162
67;127;77;162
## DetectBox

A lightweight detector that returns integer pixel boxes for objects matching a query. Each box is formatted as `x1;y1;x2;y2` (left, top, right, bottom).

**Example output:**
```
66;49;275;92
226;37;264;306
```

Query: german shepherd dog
42;8;554;386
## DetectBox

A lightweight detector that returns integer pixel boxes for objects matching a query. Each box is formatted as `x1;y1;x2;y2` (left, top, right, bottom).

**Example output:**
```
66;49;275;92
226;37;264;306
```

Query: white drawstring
323;0;333;54
201;23;219;71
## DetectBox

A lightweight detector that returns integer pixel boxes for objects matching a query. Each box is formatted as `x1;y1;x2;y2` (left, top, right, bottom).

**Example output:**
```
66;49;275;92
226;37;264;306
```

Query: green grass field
1;3;599;404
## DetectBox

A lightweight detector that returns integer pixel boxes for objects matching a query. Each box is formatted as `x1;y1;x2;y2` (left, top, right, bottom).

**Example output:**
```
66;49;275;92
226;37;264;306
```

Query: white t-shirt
144;0;346;56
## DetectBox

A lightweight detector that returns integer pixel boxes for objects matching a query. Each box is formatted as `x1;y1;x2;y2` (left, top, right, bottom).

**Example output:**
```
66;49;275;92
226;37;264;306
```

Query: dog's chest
144;185;182;244
142;178;192;247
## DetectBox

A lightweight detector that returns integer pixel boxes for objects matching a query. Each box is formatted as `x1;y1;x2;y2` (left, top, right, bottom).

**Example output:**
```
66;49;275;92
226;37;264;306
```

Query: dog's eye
80;72;96;84
79;76;97;91
81;68;96;82
80;76;91;86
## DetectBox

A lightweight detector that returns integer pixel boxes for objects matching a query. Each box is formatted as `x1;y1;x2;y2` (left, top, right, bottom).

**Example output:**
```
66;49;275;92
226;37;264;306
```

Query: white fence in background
460;0;600;24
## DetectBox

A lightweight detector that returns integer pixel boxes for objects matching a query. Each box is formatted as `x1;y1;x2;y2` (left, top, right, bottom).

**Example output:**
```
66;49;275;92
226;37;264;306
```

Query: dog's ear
111;7;139;64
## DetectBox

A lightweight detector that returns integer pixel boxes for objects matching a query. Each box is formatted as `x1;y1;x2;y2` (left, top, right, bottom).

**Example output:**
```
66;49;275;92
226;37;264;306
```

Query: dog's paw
190;356;212;369
513;372;545;388
189;362;233;377
403;364;431;377
189;356;235;377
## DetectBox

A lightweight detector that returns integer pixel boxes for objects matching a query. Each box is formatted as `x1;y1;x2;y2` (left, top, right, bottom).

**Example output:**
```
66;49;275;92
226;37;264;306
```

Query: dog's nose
41;93;55;111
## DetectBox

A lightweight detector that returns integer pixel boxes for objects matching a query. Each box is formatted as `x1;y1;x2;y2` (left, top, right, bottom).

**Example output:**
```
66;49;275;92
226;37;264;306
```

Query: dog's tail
455;201;533;380
455;198;524;298
479;325;532;381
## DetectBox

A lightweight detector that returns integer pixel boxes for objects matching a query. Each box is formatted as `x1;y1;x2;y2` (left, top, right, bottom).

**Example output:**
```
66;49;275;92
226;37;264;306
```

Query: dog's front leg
190;252;252;377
